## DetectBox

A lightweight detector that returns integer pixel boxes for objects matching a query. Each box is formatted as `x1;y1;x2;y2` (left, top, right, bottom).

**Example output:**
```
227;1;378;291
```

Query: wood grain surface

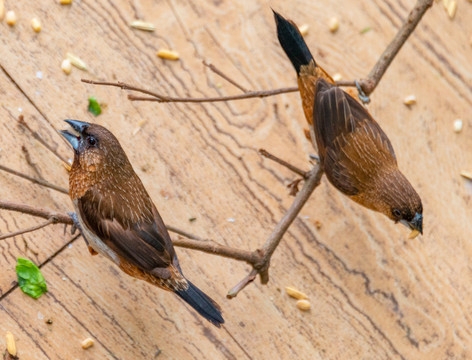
0;0;471;359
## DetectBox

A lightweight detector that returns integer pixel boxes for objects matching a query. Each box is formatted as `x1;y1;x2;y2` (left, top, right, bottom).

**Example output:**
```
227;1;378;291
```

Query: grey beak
59;130;79;150
64;119;90;134
410;213;423;235
60;119;90;150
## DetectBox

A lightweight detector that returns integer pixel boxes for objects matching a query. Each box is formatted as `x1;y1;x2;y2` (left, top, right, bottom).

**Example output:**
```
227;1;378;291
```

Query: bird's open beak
59;119;90;150
401;212;423;239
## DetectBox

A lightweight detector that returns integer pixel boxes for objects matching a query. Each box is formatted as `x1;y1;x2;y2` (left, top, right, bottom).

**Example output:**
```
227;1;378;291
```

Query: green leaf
16;257;48;299
360;26;372;34
88;96;102;116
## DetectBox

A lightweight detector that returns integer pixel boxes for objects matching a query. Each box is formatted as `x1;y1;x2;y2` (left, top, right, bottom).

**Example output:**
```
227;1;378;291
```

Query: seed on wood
460;171;472;180
332;73;342;82
6;331;16;356
61;59;72;74
328;17;339;33
130;20;155;31
66;53;87;70
408;229;420;240
31;17;41;32
296;299;311;311
81;337;94;349
156;49;180;60
6;10;16;26
0;0;5;21
447;0;457;19
403;94;417;105
453;119;463;133
59;0;73;3
299;24;309;36
285;286;308;300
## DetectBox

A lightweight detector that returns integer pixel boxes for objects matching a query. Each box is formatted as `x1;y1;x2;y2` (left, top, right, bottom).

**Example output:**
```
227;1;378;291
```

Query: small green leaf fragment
360;26;372;34
88;96;102;116
189;217;197;222
16;257;48;299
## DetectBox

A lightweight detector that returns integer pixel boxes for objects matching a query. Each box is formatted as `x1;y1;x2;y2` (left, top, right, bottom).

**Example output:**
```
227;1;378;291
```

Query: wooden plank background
0;0;471;359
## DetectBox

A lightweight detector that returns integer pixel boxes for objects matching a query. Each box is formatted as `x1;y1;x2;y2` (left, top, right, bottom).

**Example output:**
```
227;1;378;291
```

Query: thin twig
18;115;69;165
203;60;249;93
0;217;56;240
360;0;434;95
0;200;73;225
0;200;262;265
227;269;258;299
0;164;68;194
172;237;259;264
259;149;308;178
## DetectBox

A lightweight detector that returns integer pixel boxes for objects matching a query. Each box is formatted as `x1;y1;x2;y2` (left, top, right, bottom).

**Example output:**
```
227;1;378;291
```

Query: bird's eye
87;136;97;146
392;209;402;218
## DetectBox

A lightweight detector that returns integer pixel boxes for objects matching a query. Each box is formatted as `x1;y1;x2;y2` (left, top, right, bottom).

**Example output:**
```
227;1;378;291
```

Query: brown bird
274;11;423;237
60;119;224;327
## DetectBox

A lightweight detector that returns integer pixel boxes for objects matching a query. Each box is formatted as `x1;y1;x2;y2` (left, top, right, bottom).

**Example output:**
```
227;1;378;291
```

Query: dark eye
87;136;97;146
393;209;401;218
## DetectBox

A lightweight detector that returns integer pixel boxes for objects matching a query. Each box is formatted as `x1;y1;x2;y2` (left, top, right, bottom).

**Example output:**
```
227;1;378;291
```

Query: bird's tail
273;10;315;75
175;280;224;327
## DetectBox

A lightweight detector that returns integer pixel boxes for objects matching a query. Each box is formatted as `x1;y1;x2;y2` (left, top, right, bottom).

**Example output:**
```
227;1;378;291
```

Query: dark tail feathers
176;280;224;327
273;10;315;74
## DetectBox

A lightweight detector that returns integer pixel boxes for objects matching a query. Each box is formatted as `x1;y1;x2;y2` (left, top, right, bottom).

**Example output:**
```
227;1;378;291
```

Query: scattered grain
60;0;73;3
6;331;16;357
332;73;342;82
31;17;41;32
299;24;309;36
285;286;308;300
296;299;311;311
403;94;417;105
6;10;16;26
81;337;94;349
453;119;463;133
447;0;457;18
61;59;72;74
460;171;472;180
66;53;87;70
157;49;180;60
130;20;155;31
328;17;339;33
0;0;5;21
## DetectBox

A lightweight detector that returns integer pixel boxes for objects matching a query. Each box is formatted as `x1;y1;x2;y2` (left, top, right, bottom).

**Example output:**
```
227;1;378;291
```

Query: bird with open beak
273;11;423;238
60;119;224;327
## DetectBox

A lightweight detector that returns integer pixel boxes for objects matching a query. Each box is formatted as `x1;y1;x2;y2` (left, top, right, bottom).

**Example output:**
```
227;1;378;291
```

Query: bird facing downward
60;119;224;327
273;11;423;238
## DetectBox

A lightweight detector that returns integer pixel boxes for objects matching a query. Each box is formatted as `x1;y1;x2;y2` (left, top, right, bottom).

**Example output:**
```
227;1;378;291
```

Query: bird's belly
73;201;120;265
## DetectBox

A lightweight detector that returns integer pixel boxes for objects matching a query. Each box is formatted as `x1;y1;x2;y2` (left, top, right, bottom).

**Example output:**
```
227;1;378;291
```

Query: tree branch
259;149;308;178
0;200;261;266
360;0;433;95
18;115;70;166
0;217;56;240
202;60;249;93
0;164;68;194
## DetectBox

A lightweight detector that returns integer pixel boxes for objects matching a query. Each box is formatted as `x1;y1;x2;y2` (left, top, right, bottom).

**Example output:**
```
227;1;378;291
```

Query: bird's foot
309;154;320;163
68;212;82;235
355;80;370;104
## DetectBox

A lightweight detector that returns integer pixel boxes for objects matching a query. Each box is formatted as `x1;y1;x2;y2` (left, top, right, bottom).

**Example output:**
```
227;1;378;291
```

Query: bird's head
377;171;423;239
60;119;131;179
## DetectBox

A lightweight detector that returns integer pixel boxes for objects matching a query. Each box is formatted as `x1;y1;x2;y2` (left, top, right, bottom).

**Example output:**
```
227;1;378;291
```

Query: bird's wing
314;78;397;195
77;187;175;276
